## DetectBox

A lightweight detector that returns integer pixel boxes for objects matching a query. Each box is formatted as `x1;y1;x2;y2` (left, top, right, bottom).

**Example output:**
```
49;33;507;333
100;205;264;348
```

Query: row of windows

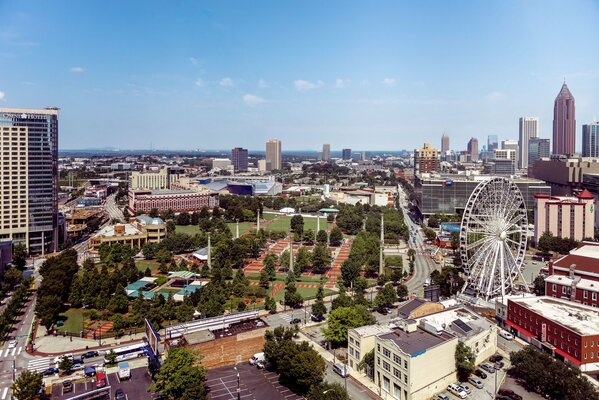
377;343;408;369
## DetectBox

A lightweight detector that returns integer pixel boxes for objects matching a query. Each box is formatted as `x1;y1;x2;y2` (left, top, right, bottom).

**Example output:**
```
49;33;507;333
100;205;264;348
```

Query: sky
1;1;599;151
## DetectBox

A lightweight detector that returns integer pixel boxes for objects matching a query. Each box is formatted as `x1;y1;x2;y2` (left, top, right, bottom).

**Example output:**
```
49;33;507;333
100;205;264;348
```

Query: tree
303;229;315;244
12;243;28;270
149;208;159;218
287;348;326;393
307;382;350;400
105;349;118;365
311;285;327;320
264;295;277;313
296;247;312;273
263;254;277;281
12;370;42;400
422;227;437;241
322;305;376;346
312;243;331;274
329;227;343;246
340;258;361;288
150;347;207;400
533;275;546;295
455;342;475;381
358;349;375;380
537;231;554;254
316;229;328;245
35;294;63;329
58;356;73;372
3;267;23;289
290;215;304;235
397;284;409;300
284;282;303;308
374;283;397;309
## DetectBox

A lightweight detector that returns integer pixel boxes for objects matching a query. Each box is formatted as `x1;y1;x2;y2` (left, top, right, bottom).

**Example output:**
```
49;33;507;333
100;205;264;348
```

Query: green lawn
266;216;328;233
247;273;327;284
57;308;84;333
135;260;159;273
262;212;279;220
271;286;335;302
175;225;201;235
227;221;254;236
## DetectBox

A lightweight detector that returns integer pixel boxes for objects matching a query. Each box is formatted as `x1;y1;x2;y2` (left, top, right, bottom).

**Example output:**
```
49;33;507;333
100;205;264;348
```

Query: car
310;314;325;322
115;388;126;400
458;383;472;394
73;359;83;366
498;389;523;400
54;353;74;364
378;307;390;315
498;330;514;340
489;354;504;363
290;318;302;324
480;363;496;373
474;369;487;379
7;340;17;349
84;366;96;377
495;361;505;370
447;383;467;399
468;377;484;389
333;363;350;378
71;363;84;371
81;350;99;359
62;380;73;393
436;394;450;400
42;367;59;376
96;372;107;388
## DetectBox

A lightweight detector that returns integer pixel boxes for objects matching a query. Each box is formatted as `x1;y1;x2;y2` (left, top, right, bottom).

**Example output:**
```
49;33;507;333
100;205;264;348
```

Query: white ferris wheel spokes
459;177;529;300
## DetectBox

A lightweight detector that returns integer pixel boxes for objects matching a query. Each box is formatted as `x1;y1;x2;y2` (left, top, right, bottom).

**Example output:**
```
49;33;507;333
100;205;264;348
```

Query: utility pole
256;210;260;232
316;215;320;232
207;233;212;270
289;240;294;274
379;213;385;276
236;220;240;239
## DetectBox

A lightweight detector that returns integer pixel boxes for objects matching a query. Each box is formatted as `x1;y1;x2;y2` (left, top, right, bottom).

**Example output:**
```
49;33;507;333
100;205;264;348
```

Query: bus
104;343;147;364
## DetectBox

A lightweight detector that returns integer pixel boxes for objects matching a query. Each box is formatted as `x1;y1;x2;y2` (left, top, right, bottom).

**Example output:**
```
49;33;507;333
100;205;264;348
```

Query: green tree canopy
12;371;43;400
150;347;207;400
322;305;376;346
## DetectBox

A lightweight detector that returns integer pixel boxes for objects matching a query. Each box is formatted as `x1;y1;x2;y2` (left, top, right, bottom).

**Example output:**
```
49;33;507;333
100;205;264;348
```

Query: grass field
270;286;335;302
266;216;328;233
247;273;327;284
135;260;159;272
175;225;201;235
176;223;255;236
57;308;84;333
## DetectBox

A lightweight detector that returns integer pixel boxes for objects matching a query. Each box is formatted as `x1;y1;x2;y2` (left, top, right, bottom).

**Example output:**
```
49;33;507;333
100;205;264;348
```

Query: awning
554;348;582;366
505;320;535;338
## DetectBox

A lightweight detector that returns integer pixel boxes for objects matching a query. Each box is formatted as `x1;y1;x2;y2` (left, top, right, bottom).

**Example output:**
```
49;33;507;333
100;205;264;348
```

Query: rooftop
397;298;427;319
552;242;599;274
93;223;142;238
378;326;454;357
545;275;599;292
509;296;599;336
416;307;493;339
351;323;393;338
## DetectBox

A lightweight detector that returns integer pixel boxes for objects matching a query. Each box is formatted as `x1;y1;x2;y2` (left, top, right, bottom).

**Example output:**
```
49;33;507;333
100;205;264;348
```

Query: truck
117;361;131;380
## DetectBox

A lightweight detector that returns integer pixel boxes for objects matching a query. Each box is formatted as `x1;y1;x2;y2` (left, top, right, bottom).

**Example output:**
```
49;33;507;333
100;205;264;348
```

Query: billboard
145;318;161;357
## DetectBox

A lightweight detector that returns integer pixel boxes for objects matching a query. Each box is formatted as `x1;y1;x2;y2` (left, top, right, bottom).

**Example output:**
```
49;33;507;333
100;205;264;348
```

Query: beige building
348;324;393;372
89;215;166;249
130;167;181;190
532;156;599;195
534;190;595;242
414;143;440;175
265;139;282;171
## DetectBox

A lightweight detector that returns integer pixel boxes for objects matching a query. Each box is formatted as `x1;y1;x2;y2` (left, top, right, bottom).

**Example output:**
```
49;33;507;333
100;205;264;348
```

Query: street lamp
233;366;240;400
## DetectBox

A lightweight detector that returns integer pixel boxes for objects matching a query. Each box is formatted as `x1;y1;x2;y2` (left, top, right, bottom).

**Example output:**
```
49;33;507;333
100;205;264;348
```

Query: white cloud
0;90;5;101
243;94;265;107
258;79;269;88
220;77;234;88
382;78;396;87
189;57;201;67
195;78;204;88
485;91;505;101
335;78;350;89
70;67;85;73
294;79;324;91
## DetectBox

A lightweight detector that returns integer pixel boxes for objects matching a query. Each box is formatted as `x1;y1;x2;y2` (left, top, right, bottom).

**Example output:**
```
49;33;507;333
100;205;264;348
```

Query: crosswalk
27;357;52;373
0;347;22;358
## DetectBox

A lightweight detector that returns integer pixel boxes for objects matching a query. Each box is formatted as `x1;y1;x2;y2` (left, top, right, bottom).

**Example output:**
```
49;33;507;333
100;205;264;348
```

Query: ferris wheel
459;177;529;300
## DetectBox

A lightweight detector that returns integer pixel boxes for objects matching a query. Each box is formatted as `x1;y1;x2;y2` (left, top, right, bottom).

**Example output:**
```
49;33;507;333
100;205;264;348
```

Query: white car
498;330;514;340
447;383;467;399
458;383;472;394
7;340;17;349
468;377;484;389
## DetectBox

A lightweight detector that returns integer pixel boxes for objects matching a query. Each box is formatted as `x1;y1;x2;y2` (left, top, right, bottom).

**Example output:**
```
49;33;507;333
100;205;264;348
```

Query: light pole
233;366;240;400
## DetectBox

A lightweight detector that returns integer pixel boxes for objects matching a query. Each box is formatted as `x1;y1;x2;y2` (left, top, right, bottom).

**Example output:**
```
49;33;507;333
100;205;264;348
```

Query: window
591;352;595;359
393;383;401;400
584;290;589;299
562;286;567;294
383;348;391;358
593;292;598;301
404;374;408;383
383;376;390;392
383;361;390;372
403;360;407;369
393;368;400;378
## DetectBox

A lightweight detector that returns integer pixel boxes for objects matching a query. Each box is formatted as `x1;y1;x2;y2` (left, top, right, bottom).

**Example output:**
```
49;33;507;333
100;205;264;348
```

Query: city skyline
1;1;599;150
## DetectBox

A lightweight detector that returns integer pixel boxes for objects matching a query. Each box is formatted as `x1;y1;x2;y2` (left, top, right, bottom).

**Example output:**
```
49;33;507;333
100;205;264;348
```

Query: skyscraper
231;147;248;172
518;116;539;169
0;107;59;255
265;139;282;171
553;82;576;156
528;138;550;167
582;122;599;157
441;132;449;154
342;148;352;160
467;137;479;161
488;135;499;153
322;144;331;161
414;143;440;175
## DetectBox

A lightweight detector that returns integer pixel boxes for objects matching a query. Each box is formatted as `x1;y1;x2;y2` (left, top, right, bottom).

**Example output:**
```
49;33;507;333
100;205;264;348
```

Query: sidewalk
297;332;382;399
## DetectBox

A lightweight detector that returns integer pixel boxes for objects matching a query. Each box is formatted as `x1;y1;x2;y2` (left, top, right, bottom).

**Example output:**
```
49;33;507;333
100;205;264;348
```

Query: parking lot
439;358;510;400
50;366;155;400
207;363;305;400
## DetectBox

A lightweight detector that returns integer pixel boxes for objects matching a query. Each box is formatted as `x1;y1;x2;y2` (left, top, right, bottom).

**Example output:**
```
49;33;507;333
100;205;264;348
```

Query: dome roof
151;217;164;225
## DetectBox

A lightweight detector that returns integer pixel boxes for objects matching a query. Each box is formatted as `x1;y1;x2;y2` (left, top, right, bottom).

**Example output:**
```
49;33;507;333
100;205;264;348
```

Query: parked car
458;383;472;394
71;363;84;371
436;394;450;400
310;314;325;322
249;352;265;366
447;383;467;399
290;318;302;324
333;363;350;378
54;354;74;365
480;363;496;373
498;389;523;400
96;372;107;388
495;361;505;370
115;388;126;400
474;369;488;379
84;366;96;377
81;350;100;360
489;354;503;363
42;367;59;376
468;377;484;389
498;330;514;340
62;380;73;393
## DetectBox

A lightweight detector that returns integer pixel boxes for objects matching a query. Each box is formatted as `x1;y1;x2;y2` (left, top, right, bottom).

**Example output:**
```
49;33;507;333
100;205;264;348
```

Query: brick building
128;189;219;214
505;296;599;376
413;143;440;176
534;189;595;243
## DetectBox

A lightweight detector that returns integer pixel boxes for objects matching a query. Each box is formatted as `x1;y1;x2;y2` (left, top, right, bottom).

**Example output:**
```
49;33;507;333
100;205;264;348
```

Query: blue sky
1;1;599;151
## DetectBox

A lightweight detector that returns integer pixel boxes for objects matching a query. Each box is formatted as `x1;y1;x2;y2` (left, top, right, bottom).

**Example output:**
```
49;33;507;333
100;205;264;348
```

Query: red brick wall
188;328;267;369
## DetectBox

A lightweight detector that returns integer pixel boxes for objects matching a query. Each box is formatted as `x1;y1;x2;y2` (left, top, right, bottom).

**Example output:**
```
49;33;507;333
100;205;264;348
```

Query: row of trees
0;276;32;340
536;231;581;255
150;347;208;400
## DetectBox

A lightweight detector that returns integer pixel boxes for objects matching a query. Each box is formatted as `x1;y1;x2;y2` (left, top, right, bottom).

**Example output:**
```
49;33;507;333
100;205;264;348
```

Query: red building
544;242;599;307
128;189;219;214
506;296;599;377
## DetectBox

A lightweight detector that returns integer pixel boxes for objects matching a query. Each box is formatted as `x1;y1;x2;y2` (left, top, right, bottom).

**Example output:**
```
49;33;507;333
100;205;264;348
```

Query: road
396;185;438;295
105;193;124;222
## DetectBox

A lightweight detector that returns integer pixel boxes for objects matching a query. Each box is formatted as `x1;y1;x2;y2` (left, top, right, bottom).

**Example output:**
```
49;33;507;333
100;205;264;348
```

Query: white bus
104;343;147;364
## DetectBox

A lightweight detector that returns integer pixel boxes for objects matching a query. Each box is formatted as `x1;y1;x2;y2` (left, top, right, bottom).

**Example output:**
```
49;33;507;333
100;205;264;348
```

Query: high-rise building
487;135;499;153
518;116;539;169
414;143;440;176
553;82;576;156
342;148;352;160
322;144;331;161
231;147;248;172
501;139;519;170
441;132;450;154
265;139;282;171
467;137;479;161
582;122;599;157
0;107;59;255
528;138;550;168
